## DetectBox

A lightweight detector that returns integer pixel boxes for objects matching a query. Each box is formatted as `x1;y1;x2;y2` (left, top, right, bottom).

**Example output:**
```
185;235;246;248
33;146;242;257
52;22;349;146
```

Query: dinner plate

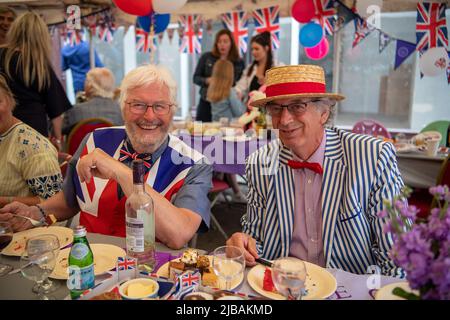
247;262;337;300
222;135;253;142
1;226;73;257
50;244;126;279
156;256;244;291
375;282;418;300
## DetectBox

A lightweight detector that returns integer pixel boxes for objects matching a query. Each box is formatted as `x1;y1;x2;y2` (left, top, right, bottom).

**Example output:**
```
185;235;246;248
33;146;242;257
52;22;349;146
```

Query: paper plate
247;262;337;300
1;226;73;257
50;244;126;279
156;256;244;291
375;282;418;300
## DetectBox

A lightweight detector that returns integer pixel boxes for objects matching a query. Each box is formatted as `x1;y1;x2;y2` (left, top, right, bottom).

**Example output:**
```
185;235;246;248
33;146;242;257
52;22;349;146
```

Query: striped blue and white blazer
242;128;405;277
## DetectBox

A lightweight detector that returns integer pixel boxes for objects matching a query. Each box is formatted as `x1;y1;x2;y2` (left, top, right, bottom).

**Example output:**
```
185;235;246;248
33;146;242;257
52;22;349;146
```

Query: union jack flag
416;2;448;52
116;256;137;271
352;17;374;48
98;26;114;43
169;270;201;300
312;0;337;36
179;15;202;54
252;5;280;50
136;27;156;53
222;10;249;56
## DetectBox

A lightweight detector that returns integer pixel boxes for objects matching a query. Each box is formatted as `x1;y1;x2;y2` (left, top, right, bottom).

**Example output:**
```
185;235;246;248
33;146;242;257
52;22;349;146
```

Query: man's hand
77;148;128;183
227;232;259;267
0;202;41;232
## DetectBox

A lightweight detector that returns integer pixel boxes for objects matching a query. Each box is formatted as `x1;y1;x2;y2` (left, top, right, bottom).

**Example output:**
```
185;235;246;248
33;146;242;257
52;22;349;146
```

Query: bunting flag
313;0;337;36
136;27;156;52
352;17;374;48
83;14;98;36
333;1;357;33
447;51;450;84
167;28;175;44
67;29;82;46
416;2;448;52
98;26;114;43
394;40;417;70
222;10;249;56
379;31;394;53
252;5;280;50
178;14;203;54
158;32;164;44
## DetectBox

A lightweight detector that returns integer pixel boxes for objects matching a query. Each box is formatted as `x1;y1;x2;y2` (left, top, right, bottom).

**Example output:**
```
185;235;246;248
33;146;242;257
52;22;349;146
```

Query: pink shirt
289;131;326;267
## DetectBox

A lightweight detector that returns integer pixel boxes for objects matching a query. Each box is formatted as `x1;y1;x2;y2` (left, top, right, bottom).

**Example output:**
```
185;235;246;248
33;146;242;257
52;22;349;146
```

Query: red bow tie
287;160;323;175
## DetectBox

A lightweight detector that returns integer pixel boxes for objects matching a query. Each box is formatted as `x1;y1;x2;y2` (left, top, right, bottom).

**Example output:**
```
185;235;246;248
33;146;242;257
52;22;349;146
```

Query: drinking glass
34;234;60;293
0;222;14;276
20;235;57;296
212;245;245;291
271;257;307;300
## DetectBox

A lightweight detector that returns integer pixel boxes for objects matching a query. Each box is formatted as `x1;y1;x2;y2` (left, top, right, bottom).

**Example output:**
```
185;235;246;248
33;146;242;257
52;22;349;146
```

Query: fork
10;214;42;227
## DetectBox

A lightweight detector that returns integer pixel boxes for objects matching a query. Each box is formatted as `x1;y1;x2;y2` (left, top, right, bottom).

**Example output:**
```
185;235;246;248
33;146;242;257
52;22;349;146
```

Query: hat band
265;82;326;97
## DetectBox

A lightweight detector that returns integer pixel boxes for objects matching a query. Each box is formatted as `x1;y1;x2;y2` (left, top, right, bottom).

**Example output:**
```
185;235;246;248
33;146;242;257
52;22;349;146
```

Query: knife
255;258;273;268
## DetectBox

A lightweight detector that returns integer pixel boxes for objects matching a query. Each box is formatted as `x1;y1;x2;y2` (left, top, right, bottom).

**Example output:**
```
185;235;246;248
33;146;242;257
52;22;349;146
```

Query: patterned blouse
0;122;63;199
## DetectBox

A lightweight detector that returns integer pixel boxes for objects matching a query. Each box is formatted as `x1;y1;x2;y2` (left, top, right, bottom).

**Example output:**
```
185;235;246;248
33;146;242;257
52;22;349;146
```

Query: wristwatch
35;204;57;226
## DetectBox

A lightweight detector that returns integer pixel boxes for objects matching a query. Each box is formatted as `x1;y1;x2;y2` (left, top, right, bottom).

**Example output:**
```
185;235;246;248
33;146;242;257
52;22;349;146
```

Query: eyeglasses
265;100;322;117
126;101;174;116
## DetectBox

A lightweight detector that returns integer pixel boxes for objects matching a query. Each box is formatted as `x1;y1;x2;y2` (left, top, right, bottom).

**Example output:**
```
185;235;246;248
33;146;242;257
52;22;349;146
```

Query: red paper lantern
113;0;153;16
291;0;316;23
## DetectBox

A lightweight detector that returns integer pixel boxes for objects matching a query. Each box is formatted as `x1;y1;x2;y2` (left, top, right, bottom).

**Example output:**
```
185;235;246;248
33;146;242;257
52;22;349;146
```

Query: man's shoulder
247;138;281;164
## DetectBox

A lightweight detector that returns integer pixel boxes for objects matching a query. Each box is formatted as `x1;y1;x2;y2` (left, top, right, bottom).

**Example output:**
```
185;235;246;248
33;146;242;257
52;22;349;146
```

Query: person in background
207;60;246;122
0;74;62;208
0;7;16;45
234;31;282;102
62;67;123;135
0;64;212;250
227;65;407;277
61;32;104;95
193;29;245;122
0;12;72;150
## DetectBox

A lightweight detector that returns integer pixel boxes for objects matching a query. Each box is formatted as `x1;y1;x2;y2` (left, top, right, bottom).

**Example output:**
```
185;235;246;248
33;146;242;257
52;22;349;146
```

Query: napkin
154;252;181;273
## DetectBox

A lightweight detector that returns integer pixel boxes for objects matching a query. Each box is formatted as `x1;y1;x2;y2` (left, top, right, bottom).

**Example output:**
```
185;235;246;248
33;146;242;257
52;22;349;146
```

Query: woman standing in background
193;29;245;122
0;12;72;150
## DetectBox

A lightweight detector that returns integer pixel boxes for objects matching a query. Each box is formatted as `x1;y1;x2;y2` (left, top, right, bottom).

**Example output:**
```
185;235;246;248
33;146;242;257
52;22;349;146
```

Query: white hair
119;64;177;110
315;98;337;127
85;67;115;99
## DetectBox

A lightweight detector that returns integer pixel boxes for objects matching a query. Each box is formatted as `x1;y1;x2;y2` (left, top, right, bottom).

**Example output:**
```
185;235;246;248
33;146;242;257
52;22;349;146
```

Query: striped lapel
321;129;346;266
273;143;295;257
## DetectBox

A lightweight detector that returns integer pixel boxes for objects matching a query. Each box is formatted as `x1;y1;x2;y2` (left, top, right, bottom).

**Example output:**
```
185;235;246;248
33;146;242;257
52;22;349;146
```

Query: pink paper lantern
305;37;329;60
113;0;153;16
291;0;316;23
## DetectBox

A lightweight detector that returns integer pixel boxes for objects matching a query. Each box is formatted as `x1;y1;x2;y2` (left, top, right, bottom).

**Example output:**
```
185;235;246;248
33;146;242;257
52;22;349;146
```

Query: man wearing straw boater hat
227;65;406;277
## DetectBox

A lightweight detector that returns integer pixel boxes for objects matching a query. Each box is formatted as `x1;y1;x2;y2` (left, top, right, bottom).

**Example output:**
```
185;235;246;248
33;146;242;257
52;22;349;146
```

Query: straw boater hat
250;64;345;107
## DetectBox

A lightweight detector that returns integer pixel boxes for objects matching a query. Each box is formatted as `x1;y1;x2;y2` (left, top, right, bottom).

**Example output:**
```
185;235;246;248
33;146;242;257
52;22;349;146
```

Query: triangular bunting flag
447;51;450;84
158;32;164;44
352;17;374;48
167;28;175;44
394;40;416;70
379;31;394;53
178;15;203;54
313;0;337;36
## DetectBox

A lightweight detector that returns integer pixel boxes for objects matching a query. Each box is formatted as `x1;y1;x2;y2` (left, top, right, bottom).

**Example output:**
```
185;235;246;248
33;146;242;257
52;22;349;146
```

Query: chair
352;119;392;139
420;120;450;147
188;178;232;248
408;153;450;219
66;118;113;155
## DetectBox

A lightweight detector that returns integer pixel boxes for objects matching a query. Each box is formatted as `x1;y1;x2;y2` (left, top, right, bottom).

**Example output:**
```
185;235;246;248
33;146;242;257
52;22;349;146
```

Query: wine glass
0;222;14;276
33;234;60;293
271;257;307;300
20;235;57;297
212;245;245;291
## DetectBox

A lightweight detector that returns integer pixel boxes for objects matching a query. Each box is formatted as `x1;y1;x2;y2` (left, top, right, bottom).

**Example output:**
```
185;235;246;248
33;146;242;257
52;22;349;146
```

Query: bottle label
70;243;90;260
67;263;95;292
126;214;144;253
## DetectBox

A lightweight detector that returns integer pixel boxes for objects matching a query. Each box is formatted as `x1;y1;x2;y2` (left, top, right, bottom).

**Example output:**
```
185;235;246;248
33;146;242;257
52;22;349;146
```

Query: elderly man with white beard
0;65;212;249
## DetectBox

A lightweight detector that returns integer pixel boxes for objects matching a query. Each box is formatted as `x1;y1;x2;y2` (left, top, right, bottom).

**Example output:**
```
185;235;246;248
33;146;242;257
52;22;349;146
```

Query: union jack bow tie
287;160;323;175
119;143;152;168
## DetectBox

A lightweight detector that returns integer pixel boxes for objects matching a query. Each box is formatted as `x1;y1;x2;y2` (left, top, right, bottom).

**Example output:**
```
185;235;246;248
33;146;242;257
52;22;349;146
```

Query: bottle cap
74;225;87;237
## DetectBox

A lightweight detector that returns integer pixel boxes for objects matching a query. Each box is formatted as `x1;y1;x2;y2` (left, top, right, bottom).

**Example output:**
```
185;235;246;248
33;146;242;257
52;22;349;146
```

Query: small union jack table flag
116;256;137;271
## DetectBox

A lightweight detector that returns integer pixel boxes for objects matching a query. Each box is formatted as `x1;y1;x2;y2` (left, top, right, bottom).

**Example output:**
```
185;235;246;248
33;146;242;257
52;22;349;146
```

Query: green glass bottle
67;225;95;299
